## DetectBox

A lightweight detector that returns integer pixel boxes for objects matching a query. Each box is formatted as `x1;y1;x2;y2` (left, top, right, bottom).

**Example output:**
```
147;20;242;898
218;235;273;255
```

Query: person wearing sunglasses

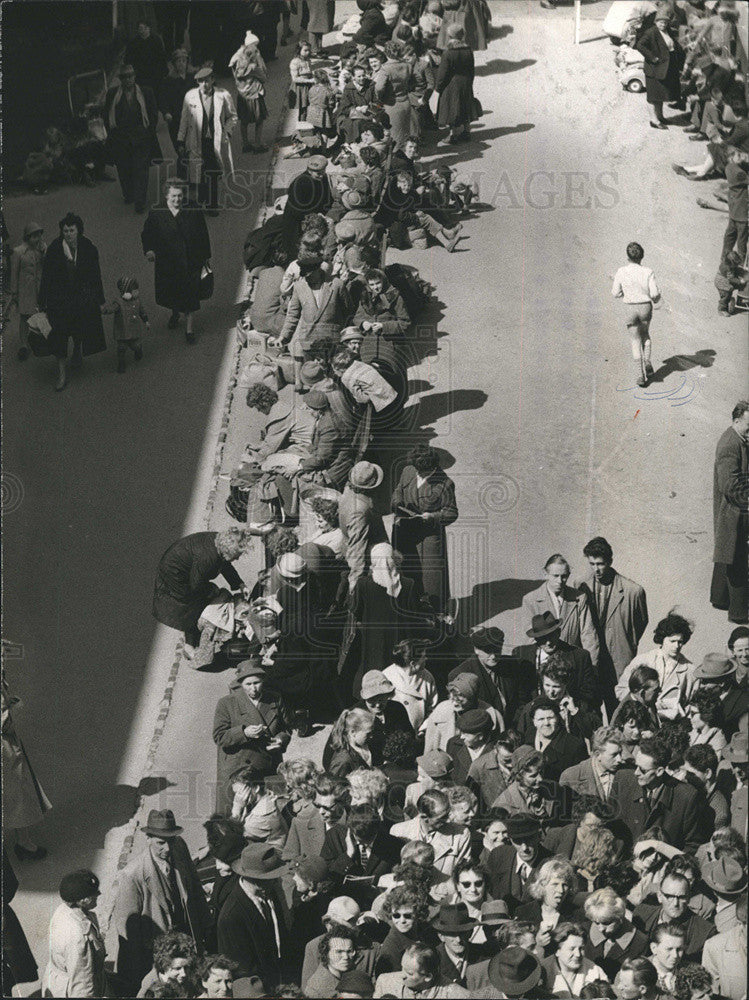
377;884;437;974
449;859;493;954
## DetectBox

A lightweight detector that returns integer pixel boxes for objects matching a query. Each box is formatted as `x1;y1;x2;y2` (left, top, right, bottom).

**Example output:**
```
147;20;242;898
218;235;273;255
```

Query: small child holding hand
104;276;149;372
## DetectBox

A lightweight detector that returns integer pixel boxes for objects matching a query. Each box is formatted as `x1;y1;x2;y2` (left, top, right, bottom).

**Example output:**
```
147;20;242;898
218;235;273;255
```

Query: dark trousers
711;530;748;623
197;144;221;211
718;287;733;311
114;142;150;210
722;217;748;262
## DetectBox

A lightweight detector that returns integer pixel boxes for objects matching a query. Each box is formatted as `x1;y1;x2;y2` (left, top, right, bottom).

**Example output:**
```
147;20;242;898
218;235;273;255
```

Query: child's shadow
649;349;716;383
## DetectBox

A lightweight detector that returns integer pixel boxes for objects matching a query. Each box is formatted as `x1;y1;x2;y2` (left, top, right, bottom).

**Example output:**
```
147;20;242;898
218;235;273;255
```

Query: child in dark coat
105;276;149;372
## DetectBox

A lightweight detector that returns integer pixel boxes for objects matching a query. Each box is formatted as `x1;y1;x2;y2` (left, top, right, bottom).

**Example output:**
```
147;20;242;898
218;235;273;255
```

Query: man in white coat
701;893;747;1000
178;66;237;214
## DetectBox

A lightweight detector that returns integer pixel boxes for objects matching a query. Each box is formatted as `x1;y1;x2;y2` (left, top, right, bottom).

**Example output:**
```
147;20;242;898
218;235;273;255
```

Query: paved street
3;1;746;984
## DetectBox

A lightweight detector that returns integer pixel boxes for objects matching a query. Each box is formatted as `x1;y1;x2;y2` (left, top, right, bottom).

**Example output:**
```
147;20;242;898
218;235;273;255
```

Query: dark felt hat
457;708;493;734
526;611;562;639
142;809;183;838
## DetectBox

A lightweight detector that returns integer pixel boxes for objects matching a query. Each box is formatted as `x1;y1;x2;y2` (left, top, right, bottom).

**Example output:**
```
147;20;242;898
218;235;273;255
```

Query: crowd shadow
648;348;716;383
475;57;537;77
426;123;536;169
491;24;515;41
458;578;544;632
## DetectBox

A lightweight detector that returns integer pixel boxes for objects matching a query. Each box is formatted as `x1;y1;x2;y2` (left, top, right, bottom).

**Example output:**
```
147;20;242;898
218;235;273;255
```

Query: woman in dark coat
355;0;390;48
436;23;477;145
38;212;106;392
392;445;458;614
141;177;211;342
212;661;292;814
152;527;249;652
636;11;684;128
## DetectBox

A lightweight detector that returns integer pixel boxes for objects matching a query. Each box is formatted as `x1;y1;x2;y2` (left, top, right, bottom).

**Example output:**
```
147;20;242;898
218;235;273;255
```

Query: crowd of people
3;1;748;999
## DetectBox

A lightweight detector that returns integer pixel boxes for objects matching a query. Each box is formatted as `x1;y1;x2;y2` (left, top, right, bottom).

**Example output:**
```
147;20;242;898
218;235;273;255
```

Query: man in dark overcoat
711;401;749;624
104;64;161;214
212;661;292;815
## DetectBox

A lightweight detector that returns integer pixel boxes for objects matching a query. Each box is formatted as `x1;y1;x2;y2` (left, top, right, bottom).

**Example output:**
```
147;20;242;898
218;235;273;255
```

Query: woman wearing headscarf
435;22;477;146
229;31;269;153
38;212;106;392
374;39;421;149
391;444;458;614
345;542;431;700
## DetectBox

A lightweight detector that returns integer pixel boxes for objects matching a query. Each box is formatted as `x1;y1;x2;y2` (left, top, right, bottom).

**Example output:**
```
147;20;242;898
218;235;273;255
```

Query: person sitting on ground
248;246;292;338
375;170;463;252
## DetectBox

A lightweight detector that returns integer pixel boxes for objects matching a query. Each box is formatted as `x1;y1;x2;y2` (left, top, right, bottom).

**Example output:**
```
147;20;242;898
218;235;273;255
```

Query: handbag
287;86;297;109
199;263;214;301
26;311;53;357
239;351;282;389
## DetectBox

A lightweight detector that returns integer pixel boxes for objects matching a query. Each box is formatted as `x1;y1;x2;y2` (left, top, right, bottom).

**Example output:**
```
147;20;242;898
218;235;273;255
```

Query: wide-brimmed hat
505;812;541;841
360;669;395;700
488;947;542;997
470;626;504;653
480;899;510;926
235;659;266;683
457;708;493;735
526;611;562;640
722;729;748;763
23;221;43;239
701;857;748;896
232;843;289;880
416;750;453;779
431;902;477;934
694;653;736;680
143;809;183;839
349;461;383;490
278;553;307;580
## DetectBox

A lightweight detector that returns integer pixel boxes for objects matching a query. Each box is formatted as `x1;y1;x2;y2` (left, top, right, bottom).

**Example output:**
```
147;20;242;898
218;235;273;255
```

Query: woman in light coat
43;870;106;998
374;39;421;149
9;221;46;361
615;613;695;721
383;638;439;731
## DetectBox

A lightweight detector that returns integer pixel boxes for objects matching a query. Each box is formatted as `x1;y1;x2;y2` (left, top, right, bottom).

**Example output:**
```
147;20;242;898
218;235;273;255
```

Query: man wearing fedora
484;813;552;915
448;626;536;724
212;659;292;815
478;946;545;998
339;461;389;591
575;536;649;715
111;809;210;993
710;401;749;624
694;653;749;740
701;893;747;1000
701;855;748;934
216;843;289;988
431;902;484;987
513;611;600;712
522;554;600;666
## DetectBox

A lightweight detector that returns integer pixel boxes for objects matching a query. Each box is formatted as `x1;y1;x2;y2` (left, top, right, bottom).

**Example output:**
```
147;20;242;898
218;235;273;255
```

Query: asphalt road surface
3;0;745;984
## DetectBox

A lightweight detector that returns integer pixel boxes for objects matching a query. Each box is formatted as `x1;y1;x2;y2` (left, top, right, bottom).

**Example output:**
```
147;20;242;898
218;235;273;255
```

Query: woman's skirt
238;92;268;125
295;82;312;116
645;52;681;104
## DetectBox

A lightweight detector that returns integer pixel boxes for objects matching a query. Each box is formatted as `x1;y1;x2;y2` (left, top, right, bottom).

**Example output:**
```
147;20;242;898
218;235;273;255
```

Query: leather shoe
649;121;668;130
